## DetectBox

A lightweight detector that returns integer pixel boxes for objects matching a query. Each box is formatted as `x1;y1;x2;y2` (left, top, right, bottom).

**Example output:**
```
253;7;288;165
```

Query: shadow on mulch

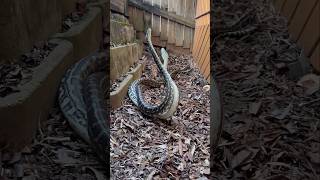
211;0;319;179
0;103;108;180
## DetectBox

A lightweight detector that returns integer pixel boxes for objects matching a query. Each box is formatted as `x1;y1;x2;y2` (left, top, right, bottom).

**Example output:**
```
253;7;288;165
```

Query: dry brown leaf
231;149;252;168
249;101;262;115
297;74;320;95
178;139;183;156
85;166;105;180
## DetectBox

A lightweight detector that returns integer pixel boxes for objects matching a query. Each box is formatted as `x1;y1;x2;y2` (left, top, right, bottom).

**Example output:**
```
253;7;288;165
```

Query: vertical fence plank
274;0;286;12
297;2;320;56
190;29;194;52
160;17;168;41
161;0;168;10
194;25;205;60
127;0;195;52
275;0;320;72
168;20;175;44
175;23;184;46
192;27;199;54
144;10;152;29
179;0;185;17
183;27;191;48
152;14;161;36
168;0;175;13
199;27;210;71
197;25;209;67
282;0;300;24
288;0;317;41
134;8;145;32
192;0;210;81
153;0;161;8
310;42;320;72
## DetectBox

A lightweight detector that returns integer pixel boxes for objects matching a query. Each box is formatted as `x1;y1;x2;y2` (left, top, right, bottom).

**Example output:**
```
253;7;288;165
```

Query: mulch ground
211;0;320;179
110;49;211;179
0;105;107;180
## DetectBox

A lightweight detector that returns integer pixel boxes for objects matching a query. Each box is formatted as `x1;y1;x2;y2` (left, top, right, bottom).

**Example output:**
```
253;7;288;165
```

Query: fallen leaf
85;166;105;180
270;102;292;120
307;152;320;164
54;149;81;165
231;149;252;168
297;74;320;95
249;101;262;115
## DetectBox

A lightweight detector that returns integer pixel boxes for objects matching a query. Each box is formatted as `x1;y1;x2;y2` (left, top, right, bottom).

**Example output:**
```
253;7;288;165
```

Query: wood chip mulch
110;49;211;179
211;0;320;179
0;105;107;180
61;1;88;33
0;42;57;97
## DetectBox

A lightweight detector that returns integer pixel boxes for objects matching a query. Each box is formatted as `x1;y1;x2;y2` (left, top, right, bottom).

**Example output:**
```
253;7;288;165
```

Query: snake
128;28;180;119
58;51;108;165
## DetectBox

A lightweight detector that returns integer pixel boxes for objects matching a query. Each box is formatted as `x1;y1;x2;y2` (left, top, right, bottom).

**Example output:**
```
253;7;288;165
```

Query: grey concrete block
110;20;135;45
0;39;73;152
110;43;143;81
110;74;133;109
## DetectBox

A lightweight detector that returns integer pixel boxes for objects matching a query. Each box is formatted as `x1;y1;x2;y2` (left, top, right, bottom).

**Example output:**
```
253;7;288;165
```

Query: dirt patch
0;42;56;97
211;0;319;179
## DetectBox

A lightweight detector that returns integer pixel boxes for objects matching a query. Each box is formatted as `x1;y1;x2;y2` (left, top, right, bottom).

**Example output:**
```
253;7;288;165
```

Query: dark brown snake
58;51;108;165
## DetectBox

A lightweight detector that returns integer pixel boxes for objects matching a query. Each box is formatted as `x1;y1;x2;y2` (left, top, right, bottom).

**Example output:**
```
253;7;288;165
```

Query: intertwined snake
58;52;108;164
128;28;180;119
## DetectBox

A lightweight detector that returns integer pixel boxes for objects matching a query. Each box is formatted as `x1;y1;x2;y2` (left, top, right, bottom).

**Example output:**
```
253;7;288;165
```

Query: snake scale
128;28;180;119
58;51;108;164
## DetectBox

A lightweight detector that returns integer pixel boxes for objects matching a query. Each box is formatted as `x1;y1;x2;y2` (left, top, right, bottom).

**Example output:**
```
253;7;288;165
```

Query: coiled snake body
58;52;108;164
128;28;180;119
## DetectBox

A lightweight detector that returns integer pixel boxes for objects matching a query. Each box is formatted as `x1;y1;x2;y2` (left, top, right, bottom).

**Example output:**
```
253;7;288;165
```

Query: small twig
298;98;320;107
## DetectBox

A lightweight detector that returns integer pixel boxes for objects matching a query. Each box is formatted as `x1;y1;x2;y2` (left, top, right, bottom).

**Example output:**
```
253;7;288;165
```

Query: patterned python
58;51;108;164
128;28;179;119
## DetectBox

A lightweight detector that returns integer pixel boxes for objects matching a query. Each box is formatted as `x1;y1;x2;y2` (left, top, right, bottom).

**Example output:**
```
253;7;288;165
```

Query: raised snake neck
128;28;179;119
58;52;108;164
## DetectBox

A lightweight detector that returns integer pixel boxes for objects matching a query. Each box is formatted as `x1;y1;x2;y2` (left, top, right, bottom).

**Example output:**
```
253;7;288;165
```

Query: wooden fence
126;0;196;52
273;0;320;72
192;0;210;82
